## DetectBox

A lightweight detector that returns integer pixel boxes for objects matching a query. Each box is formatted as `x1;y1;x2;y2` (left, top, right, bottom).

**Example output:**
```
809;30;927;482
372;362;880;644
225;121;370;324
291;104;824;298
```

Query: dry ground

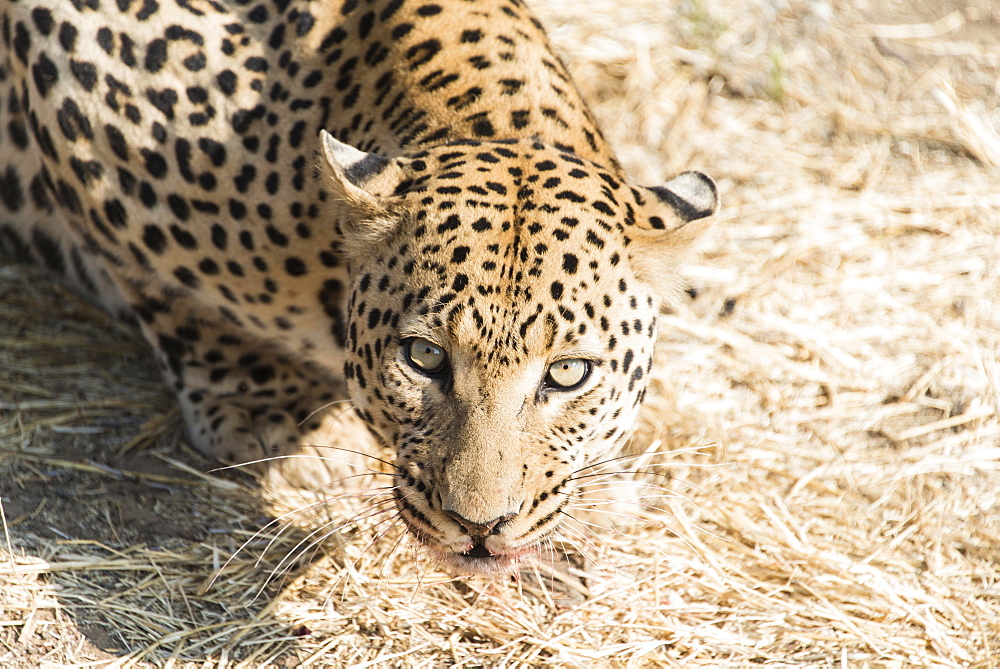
2;0;1000;666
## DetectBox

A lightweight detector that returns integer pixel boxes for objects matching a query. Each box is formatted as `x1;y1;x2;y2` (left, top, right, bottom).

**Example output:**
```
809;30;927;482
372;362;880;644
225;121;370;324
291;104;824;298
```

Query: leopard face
322;134;717;571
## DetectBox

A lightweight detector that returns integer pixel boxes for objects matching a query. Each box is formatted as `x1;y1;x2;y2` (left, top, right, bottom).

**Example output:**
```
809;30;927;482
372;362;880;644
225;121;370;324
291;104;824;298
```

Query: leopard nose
444;510;516;537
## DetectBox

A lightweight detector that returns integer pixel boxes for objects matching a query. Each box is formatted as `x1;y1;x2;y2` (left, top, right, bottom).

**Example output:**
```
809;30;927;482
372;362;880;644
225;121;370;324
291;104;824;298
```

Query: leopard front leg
179;359;376;490
182;397;304;467
134;298;361;482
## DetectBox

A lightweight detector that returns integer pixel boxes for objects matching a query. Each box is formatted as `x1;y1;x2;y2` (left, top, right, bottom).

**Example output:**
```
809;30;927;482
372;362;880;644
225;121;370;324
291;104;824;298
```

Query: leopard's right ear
319;130;405;215
627;171;720;304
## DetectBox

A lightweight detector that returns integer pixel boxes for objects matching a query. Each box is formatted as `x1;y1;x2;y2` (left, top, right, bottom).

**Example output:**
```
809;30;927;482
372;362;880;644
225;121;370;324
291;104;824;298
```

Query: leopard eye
404;337;447;374
545;358;590;390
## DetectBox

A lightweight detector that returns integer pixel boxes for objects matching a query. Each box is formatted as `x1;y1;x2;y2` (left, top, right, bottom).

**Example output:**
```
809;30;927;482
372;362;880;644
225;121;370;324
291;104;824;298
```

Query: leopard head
320;131;717;573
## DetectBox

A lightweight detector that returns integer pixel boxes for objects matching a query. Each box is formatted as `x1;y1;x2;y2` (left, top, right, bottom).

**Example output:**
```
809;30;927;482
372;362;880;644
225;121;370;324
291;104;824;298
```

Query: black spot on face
198;257;220;275
32;228;65;273
143;225;168;254
285;257;307;276
0;168;24;212
145;39;167;72
217;69;237;95
31;8;54;35
174;266;200;288
210;224;228;250
31;52;59;98
105;124;129;159
141;149;168;178
146;87;179;119
58;22;77;51
184;52;207;71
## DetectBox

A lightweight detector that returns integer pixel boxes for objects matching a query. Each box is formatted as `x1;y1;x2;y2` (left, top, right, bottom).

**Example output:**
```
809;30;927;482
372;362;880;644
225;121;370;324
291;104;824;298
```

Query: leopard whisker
566;491;724;569
210;488;381;590
573;478;684;500
366;514;408;579
410;545;432;605
571;445;711;477
553;526;600;565
567;460;715;485
374;522;414;591
565;502;663;527
292;444;403;473
527;554;555;609
275;485;397;526
297;398;355;426
208;452;395;478
262;487;398;566
246;447;401;476
262;503;398;595
571;494;679;509
322;510;406;599
576;475;710;510
552;516;606;562
560;510;623;541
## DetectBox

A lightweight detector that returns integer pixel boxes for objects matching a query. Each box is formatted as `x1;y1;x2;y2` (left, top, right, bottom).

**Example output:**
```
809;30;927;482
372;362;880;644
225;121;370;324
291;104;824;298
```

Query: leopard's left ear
320;130;411;249
629;171;719;302
320;130;406;213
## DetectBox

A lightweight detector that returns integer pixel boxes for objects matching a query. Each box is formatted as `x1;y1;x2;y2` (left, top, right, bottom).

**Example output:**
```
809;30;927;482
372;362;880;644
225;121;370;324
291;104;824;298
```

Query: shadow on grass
0;265;324;665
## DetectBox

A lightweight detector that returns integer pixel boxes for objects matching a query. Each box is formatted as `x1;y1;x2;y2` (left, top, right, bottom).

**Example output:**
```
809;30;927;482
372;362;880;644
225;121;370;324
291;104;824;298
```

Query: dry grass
3;0;1000;665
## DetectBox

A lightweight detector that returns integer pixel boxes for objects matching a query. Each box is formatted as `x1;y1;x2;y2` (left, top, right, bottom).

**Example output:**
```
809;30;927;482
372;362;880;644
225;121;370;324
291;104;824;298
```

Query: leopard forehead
344;140;655;362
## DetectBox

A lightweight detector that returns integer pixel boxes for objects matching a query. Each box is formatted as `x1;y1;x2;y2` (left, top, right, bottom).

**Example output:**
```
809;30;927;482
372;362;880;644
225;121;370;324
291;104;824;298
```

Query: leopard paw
184;400;301;471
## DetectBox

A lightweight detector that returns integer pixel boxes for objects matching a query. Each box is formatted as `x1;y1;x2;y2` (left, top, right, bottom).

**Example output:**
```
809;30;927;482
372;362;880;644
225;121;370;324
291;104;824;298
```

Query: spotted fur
0;0;718;572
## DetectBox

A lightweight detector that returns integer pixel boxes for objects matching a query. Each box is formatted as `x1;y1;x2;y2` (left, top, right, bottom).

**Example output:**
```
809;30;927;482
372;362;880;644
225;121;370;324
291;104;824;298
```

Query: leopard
0;0;718;573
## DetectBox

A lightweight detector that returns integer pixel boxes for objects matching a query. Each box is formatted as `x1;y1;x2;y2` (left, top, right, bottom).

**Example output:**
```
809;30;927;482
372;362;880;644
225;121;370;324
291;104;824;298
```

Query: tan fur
0;0;716;572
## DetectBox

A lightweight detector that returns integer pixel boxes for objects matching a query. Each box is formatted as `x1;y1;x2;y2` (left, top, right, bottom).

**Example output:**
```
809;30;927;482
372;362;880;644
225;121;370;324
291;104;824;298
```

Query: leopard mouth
392;491;536;574
446;543;526;576
418;526;531;575
461;543;493;559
